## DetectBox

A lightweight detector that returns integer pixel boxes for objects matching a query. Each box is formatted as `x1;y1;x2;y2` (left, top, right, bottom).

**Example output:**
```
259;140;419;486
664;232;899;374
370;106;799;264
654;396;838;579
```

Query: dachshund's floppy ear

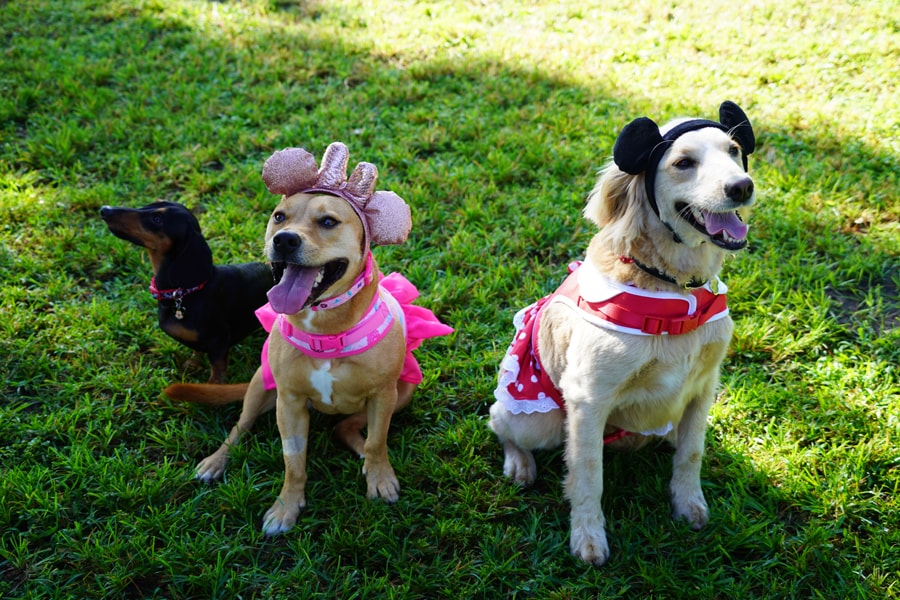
613;117;663;175
719;100;755;156
169;216;214;286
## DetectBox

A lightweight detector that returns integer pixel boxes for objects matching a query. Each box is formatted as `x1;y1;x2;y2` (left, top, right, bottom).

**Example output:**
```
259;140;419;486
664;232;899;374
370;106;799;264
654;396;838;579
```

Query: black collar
626;256;707;289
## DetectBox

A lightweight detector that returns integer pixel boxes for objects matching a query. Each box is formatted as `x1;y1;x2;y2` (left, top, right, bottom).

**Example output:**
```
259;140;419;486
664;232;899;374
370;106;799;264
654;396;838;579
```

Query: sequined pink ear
366;191;411;246
316;143;350;189
345;162;378;203
261;148;319;196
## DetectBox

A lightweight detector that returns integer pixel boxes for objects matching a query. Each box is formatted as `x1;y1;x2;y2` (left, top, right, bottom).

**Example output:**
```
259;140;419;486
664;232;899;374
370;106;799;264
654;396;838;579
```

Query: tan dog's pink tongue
267;264;319;315
703;211;748;240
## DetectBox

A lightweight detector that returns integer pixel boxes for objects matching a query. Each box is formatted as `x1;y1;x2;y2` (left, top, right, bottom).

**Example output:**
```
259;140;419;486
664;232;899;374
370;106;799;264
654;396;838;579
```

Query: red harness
554;266;728;336
493;261;729;443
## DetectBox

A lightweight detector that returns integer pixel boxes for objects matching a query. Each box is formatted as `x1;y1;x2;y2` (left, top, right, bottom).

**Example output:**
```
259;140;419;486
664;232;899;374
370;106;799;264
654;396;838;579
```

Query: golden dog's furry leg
263;392;311;535
360;384;400;503
669;394;712;529
670;344;727;529
194;368;276;482
564;395;612;567
334;380;416;458
488;403;565;485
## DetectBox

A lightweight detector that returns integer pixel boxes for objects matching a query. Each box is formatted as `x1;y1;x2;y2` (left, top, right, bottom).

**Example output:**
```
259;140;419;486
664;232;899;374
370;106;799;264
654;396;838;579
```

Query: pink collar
149;278;207;301
309;253;375;311
277;288;399;357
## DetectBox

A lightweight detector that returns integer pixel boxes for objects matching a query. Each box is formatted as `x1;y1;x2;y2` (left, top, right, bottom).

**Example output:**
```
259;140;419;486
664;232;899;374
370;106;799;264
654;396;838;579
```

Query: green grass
1;0;898;597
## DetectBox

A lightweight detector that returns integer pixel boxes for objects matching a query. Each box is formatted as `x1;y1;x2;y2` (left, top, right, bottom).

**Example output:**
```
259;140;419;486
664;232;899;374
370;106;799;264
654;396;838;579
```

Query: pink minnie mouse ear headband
261;142;412;247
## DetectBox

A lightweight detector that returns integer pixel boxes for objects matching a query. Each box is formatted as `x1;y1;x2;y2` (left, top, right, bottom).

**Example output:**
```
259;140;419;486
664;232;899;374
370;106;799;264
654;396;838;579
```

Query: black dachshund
101;201;271;384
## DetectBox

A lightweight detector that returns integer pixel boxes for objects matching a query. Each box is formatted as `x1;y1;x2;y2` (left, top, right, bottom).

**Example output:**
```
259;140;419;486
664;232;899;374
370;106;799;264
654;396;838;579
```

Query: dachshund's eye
318;216;339;229
272;212;286;224
151;214;163;226
673;158;695;170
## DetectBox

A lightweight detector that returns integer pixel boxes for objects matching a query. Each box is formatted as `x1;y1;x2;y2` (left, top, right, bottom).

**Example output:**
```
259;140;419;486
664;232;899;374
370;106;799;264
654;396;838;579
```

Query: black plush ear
613;117;663;174
719;101;755;156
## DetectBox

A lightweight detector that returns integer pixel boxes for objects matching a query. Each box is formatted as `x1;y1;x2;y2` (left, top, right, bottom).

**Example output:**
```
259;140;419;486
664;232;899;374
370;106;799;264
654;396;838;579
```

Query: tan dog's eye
272;211;286;224
729;145;741;158
673;158;695;170
318;216;340;229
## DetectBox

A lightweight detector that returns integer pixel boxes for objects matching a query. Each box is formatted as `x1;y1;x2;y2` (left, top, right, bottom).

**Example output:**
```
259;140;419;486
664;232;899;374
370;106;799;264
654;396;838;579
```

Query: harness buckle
641;313;701;335
309;334;346;353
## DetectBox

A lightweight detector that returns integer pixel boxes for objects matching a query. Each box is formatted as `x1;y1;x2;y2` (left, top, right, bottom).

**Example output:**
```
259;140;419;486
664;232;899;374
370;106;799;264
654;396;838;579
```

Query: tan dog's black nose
725;176;754;205
271;231;301;259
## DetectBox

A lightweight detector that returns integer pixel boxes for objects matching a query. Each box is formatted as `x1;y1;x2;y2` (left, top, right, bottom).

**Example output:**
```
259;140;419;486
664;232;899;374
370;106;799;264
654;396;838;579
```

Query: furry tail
164;383;248;405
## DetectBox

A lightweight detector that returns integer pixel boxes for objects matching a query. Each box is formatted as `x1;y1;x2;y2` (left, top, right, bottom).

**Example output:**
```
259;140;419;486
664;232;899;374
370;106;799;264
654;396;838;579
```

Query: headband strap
261;142;412;247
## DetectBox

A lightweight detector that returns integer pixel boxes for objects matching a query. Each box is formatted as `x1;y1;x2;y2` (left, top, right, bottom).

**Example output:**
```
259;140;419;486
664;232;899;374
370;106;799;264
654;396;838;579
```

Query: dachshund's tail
164;383;249;405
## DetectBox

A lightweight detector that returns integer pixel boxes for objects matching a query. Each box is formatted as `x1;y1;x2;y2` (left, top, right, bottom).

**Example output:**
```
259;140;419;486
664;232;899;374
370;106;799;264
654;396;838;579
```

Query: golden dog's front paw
262;497;306;535
671;488;709;530
570;517;610;567
362;462;400;503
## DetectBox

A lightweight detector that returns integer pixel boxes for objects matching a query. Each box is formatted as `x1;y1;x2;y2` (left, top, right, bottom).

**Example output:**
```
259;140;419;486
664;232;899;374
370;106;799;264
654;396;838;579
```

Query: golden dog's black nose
725;176;754;205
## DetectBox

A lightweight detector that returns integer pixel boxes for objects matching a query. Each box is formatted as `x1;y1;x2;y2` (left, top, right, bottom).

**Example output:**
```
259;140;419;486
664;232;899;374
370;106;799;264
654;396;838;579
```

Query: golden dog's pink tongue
267;264;319;315
703;211;748;241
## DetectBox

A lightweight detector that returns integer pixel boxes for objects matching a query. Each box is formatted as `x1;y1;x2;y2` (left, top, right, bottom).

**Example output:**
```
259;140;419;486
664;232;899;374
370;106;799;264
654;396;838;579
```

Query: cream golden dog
488;101;756;566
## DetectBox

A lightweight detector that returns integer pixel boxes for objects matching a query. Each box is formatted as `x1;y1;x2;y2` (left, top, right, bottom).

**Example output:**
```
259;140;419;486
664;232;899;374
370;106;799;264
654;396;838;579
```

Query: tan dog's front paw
194;450;228;482
570;515;610;567
262;496;306;535
671;488;709;530
362;462;400;503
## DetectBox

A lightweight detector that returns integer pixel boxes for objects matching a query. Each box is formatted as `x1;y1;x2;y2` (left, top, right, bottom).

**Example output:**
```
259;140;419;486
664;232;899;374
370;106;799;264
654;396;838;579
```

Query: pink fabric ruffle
256;273;453;391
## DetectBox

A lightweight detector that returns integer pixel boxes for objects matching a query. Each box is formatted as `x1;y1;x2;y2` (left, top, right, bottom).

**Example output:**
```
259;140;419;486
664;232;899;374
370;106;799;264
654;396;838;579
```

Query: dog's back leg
488;403;564;485
334;380;416;458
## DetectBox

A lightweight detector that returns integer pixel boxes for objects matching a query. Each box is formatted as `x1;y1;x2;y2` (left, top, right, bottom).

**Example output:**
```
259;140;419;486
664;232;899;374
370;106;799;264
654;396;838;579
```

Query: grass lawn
1;0;898;597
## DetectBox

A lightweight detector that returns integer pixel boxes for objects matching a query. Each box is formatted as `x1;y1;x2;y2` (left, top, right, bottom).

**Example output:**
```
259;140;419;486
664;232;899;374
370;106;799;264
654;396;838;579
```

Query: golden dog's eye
272;212;285;223
673;158;695;170
729;145;741;157
319;216;340;229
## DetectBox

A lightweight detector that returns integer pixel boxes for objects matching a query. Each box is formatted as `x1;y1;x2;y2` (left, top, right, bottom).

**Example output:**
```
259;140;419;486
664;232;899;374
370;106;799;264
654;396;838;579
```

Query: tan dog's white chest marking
310;360;334;405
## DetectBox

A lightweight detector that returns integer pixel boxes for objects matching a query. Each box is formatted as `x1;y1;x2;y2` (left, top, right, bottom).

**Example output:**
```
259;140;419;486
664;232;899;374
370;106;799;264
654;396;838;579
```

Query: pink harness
257;254;453;390
494;260;729;442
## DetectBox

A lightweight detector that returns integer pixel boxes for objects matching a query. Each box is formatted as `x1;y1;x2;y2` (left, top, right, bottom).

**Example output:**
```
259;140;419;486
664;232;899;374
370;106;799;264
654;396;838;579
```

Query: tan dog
166;142;451;535
260;192;408;533
488;102;756;566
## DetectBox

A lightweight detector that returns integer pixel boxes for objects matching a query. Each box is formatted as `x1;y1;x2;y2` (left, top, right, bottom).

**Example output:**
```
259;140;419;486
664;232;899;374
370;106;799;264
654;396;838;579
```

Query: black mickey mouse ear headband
612;101;755;218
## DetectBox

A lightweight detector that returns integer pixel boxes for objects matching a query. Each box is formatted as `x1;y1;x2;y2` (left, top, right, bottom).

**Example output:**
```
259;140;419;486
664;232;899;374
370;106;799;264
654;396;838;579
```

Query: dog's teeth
693;209;705;225
314;270;324;286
